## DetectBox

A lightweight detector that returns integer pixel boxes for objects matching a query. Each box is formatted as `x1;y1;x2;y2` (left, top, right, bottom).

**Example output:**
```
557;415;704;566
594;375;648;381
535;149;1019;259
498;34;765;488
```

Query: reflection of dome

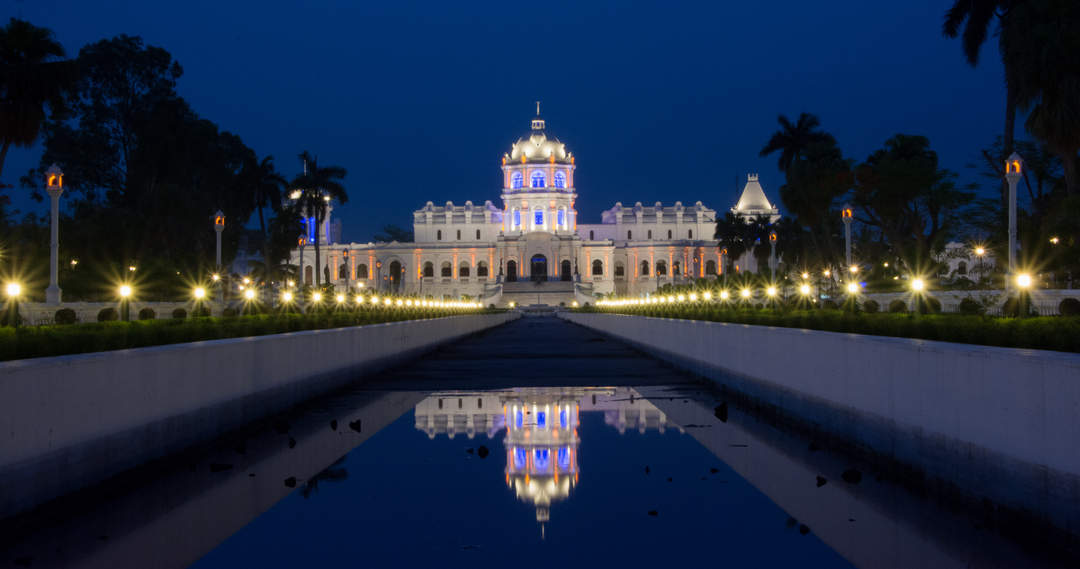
506;116;574;165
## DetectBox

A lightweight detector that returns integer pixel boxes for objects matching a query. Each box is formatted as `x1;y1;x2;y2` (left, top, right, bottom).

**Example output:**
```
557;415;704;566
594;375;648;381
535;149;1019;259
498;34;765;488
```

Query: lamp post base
46;285;62;305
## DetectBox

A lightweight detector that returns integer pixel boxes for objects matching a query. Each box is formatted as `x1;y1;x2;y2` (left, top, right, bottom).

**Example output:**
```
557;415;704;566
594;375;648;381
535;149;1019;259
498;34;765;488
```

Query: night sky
6;0;1004;243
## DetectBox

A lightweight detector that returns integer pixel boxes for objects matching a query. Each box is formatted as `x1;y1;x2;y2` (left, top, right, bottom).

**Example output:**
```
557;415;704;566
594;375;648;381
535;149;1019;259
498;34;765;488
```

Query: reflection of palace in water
414;387;680;523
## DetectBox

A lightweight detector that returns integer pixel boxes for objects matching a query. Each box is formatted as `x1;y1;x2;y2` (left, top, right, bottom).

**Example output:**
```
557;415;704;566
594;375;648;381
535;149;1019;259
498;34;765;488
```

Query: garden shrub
54;308;78;325
862;299;880;314
222;307;239;318
137;308;156;320
97;307;119;322
888;299;907;313
958;298;986;316
172;308;188;319
1059;298;1080;316
191;305;211;318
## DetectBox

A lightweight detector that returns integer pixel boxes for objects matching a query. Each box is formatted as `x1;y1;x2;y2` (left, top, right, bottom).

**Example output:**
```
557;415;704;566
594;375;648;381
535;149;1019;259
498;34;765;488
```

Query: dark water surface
1;318;1073;568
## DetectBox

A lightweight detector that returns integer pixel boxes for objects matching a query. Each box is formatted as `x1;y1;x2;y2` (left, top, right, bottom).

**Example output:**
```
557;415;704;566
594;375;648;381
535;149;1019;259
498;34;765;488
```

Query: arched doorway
389;260;403;292
560;260;572;281
531;254;547;281
507;260;518;282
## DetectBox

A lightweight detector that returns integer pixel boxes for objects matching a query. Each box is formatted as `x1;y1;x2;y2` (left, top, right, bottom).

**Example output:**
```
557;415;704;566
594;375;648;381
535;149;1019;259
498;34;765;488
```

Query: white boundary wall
0;312;517;517
559;312;1080;476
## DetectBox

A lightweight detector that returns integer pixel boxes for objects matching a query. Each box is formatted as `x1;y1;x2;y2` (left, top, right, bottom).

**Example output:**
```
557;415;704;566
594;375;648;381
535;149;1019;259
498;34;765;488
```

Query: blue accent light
511;171;523;189
554;170;566;188
514;448;527;469
516;410;523;429
531;171;545;188
513;210;521;228
558;447;570;470
534;449;550;471
560;410;567;429
537;411;546;428
534;210;544;226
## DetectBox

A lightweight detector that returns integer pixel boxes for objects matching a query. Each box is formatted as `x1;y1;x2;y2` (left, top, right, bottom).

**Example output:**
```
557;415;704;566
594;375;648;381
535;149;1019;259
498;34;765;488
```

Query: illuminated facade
290;111;780;304
414;387;676;524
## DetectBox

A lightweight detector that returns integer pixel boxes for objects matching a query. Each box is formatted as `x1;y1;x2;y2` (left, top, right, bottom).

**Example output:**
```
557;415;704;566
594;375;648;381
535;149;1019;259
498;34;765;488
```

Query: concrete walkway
366;314;695;390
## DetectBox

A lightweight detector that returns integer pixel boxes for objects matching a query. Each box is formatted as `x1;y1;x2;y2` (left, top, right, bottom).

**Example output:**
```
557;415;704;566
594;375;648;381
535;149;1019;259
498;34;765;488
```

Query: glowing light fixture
974;246;986;257
849;265;859;274
799;284;811;296
740;288;751;299
193;287;206;300
719;290;730;300
846;282;859;294
211;273;221;282
1016;273;1032;289
703;291;712;301
801;272;809;280
911;278;925;292
312;292;322;303
244;288;256;300
5;282;21;298
282;291;294;302
766;286;777;297
119;284;133;298
336;294;345;303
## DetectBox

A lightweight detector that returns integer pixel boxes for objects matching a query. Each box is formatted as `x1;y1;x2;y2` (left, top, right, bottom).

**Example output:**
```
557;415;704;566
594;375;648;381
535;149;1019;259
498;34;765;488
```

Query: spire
531;101;545;131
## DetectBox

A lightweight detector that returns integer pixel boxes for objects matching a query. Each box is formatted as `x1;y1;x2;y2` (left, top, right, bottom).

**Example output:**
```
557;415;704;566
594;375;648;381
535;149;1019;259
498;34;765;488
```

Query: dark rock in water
209;463;233;473
461;545;480;550
786;517;797;528
284;476;297;488
842;468;862;484
330;419;338;431
666;477;673;482
249;473;256;477
816;476;827;487
288;437;296;449
799;524;810;535
709;467;719;474
647;510;658;517
477;445;489;458
714;402;728;422
466;447;475;454
644;465;650;474
349;420;363;433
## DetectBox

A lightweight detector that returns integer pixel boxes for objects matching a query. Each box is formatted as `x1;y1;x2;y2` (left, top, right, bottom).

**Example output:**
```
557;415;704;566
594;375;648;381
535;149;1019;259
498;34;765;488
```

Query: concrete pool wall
0;312;518;518
560;312;1080;531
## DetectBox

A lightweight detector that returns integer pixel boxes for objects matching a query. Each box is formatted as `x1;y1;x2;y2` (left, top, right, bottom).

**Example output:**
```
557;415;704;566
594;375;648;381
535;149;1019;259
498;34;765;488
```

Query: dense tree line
0;20;348;300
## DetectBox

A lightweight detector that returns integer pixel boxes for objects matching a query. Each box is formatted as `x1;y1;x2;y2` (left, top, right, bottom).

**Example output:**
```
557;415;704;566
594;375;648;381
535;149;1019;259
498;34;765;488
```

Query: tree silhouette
290;151;347;288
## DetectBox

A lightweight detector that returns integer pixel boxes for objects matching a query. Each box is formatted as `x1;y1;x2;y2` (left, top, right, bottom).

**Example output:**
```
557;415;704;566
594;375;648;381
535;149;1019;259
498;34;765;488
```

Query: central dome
506;116;574;165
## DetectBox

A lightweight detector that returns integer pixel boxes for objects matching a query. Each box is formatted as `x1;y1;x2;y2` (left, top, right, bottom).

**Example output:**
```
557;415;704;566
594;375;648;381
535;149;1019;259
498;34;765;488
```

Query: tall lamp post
1005;153;1023;292
768;231;778;281
841;203;854;268
214;211;225;302
45;164;64;304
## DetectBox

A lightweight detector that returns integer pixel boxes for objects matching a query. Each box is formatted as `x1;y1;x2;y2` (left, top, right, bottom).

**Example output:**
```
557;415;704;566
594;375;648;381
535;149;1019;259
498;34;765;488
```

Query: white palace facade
290;112;778;306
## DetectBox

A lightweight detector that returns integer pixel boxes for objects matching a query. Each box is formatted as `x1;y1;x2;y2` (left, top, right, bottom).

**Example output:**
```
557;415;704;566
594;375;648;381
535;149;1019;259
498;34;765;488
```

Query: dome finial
536;100;541;116
531;101;545;131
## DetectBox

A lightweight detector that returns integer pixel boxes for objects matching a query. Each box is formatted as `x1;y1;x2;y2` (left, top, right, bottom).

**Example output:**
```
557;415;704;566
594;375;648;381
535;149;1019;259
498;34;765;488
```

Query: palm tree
943;1;1016;207
759;113;834;173
0;18;74;186
290;151;347;288
241;153;286;281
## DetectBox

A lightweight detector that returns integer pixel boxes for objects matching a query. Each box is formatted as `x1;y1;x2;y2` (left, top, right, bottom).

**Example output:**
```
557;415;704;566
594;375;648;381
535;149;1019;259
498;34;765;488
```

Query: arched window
627;230;632;239
441;262;452;277
958;261;968;275
530;170;546;188
423;262;434;278
456;229;461;240
592;259;603;276
672;261;680;276
339;263;348;279
589;230;595;240
667;230;672;239
304;265;313;285
688;229;693;239
437;230;442;240
554;170;567;188
459;263;470;277
656;261;667;276
557;209;566;227
476;229;481;239
513;209;521;228
706;260;717;275
534;209;544;227
648;230;653;239
511;171;524;189
357;263;369;279
615;262;625;278
477;262;489;277
640;260;650;275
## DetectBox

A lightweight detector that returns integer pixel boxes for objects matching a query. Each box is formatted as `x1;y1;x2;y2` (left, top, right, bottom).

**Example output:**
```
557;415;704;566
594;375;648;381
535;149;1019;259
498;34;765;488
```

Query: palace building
290;111;778;306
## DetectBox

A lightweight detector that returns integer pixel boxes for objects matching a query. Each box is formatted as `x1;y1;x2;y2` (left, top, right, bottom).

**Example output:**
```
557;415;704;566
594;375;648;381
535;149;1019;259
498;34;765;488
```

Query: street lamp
119;284;133;321
768;231;778;281
5;282;22;328
1016;272;1033;317
841;203;854;268
214;210;225;302
45;164;64;304
1005;153;1023;288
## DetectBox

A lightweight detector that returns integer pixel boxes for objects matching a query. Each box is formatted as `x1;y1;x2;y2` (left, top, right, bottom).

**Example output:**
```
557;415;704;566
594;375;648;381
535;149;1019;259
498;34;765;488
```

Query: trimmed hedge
578;304;1080;353
0;307;499;362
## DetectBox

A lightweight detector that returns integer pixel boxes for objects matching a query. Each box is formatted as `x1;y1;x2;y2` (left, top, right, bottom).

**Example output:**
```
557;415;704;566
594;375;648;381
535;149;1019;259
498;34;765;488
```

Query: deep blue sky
6;0;1005;243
